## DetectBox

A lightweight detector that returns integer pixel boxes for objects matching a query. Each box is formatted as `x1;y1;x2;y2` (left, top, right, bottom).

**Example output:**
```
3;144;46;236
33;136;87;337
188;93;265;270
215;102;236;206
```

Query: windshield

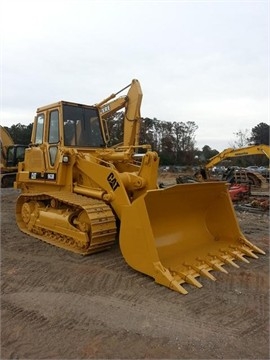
63;105;105;147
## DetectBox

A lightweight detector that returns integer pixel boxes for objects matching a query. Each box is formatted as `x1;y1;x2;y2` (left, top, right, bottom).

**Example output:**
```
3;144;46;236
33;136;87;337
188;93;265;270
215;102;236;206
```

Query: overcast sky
1;0;268;151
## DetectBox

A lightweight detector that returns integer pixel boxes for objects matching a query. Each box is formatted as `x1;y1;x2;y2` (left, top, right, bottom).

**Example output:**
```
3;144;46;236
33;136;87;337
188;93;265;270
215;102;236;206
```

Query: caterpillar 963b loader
15;79;265;294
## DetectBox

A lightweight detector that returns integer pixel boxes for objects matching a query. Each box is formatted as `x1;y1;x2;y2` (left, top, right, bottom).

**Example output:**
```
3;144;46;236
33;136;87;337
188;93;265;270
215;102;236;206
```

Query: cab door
44;109;60;182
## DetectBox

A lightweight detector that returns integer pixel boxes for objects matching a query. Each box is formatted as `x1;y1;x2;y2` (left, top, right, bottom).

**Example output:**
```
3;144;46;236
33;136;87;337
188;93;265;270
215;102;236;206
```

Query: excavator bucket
119;182;265;294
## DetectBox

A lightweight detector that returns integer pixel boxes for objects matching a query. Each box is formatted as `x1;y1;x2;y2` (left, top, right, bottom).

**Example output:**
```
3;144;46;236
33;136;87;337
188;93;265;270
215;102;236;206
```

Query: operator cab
6;145;27;167
34;101;107;149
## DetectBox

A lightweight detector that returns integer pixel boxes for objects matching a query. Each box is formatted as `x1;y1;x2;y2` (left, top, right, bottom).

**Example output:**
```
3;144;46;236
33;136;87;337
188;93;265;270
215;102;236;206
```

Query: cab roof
36;100;96;112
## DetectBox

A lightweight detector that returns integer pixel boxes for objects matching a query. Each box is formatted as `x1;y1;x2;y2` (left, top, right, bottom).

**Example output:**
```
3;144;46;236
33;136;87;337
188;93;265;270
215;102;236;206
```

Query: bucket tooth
219;251;240;268
186;275;202;288
240;247;259;259
153;262;188;294
253;246;265;255
222;254;240;269
199;257;229;274
240;238;266;255
227;249;250;264
223;258;239;268
210;261;228;274
199;268;216;281
235;254;250;263
179;272;203;288
189;262;216;281
210;262;228;274
170;282;189;295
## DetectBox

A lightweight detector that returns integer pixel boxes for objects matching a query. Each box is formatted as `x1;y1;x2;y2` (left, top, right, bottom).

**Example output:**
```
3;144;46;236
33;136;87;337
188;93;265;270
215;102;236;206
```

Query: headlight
62;155;69;163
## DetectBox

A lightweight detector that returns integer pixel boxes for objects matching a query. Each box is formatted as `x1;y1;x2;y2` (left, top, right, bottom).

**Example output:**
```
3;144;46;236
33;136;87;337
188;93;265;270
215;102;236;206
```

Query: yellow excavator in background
205;145;270;169
14;79;265;294
207;145;269;187
193;145;270;188
0;125;27;187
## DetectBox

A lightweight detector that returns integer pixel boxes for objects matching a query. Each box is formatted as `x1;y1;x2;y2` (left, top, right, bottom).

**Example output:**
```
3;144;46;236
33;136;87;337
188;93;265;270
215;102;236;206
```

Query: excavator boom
96;79;143;147
1;125;14;160
206;145;270;169
203;144;270;189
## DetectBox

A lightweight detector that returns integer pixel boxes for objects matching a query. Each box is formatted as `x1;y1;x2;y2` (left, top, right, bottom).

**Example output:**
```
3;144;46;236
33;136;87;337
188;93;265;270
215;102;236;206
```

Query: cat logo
107;172;120;191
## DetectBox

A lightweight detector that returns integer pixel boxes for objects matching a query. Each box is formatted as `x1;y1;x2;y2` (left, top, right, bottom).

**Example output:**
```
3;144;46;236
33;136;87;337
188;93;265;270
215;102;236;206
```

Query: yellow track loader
15;79;265;294
0;126;27;187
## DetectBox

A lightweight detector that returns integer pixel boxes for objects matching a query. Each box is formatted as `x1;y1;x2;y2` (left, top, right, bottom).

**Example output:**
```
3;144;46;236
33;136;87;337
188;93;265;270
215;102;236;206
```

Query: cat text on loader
15;79;265;294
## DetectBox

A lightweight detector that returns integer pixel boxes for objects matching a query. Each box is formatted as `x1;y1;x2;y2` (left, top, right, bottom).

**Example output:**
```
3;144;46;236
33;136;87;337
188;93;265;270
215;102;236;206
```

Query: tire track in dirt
3;224;268;315
2;288;267;360
2;291;237;340
1;188;269;359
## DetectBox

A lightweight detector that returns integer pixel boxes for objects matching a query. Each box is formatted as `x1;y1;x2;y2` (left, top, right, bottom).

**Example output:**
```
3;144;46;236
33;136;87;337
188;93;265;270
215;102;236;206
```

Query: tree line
3;116;269;166
107;115;200;165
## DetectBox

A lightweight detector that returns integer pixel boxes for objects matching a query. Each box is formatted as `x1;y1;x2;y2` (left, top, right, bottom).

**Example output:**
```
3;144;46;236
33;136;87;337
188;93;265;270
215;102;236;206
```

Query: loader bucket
119;182;265;294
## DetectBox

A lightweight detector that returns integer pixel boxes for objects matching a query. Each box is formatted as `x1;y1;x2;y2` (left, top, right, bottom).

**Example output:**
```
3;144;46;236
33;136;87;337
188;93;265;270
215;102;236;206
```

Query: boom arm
205;145;270;169
0;125;14;161
95;79;143;147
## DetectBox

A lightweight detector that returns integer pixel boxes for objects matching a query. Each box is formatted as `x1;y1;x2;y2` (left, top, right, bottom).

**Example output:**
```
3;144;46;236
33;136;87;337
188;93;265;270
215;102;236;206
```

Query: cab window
49;146;58;166
63;105;105;147
35;114;44;144
49;110;59;143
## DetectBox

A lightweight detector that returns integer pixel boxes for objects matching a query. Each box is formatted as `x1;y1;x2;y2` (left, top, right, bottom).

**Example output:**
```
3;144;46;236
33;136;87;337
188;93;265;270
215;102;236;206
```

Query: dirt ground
1;178;269;359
